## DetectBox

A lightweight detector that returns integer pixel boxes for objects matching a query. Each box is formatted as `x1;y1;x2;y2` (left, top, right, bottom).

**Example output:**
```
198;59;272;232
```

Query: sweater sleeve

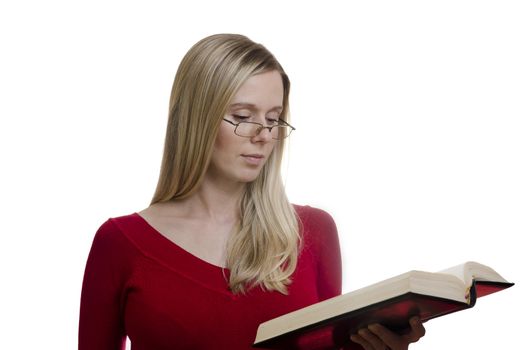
79;219;133;350
315;208;343;300
301;206;343;301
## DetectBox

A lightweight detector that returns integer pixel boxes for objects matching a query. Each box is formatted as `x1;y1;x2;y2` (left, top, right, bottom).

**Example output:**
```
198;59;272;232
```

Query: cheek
267;140;278;154
213;127;238;155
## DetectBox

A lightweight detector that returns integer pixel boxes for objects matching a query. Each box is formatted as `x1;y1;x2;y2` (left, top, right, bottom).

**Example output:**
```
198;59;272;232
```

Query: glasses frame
222;118;296;140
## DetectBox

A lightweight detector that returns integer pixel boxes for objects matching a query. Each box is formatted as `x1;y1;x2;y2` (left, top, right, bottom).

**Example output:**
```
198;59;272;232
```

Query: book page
437;263;467;284
438;261;509;286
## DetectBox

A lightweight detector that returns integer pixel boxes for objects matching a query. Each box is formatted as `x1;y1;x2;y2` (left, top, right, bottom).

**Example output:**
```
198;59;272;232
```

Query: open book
253;261;513;349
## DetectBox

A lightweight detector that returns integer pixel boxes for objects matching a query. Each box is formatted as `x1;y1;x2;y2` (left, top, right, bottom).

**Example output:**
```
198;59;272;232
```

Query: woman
79;33;425;350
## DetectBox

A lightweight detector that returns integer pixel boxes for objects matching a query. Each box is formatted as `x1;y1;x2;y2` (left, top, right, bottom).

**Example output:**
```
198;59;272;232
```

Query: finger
405;317;426;343
359;328;387;350
350;333;375;350
366;323;401;347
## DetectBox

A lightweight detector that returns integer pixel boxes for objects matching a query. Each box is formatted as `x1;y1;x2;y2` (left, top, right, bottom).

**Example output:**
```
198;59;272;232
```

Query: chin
235;170;263;183
237;175;260;184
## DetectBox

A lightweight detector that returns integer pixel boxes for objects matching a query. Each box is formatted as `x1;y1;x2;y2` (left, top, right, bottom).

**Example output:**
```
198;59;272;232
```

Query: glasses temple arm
278;118;296;130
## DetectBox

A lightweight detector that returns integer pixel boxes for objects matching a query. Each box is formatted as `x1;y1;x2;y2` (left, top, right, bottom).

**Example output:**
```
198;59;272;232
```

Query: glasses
222;118;295;140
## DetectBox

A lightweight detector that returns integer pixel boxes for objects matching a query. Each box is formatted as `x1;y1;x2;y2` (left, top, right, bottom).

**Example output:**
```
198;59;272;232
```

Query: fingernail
367;323;381;331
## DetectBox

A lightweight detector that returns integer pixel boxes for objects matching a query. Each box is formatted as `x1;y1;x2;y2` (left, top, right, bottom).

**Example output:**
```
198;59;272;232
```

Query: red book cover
254;278;513;349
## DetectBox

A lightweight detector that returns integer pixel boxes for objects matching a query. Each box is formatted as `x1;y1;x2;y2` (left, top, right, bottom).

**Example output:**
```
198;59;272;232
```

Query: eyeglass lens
236;122;292;139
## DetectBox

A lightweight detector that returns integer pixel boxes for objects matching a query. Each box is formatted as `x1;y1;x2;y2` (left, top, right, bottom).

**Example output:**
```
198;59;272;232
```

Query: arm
350;317;426;350
310;207;343;301
79;220;131;350
307;208;426;350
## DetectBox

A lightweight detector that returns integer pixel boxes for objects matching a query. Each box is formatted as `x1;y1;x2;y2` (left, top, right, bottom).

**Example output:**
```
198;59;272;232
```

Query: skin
137;70;282;267
207;69;283;187
141;69;426;348
349;316;426;349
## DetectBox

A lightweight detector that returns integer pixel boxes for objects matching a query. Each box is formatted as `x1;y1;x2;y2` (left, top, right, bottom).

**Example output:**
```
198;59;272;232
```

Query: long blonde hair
151;34;299;294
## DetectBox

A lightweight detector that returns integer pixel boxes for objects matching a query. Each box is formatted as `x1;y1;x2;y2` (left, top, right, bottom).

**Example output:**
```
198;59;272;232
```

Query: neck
171;176;246;224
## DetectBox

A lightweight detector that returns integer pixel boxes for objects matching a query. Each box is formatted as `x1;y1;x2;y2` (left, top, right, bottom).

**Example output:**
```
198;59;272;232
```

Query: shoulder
292;204;342;298
89;213;142;255
293;204;337;232
292;204;339;249
93;213;136;238
82;214;142;298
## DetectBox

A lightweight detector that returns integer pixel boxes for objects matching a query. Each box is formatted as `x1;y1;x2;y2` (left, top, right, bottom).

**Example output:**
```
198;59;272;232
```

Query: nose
251;125;274;143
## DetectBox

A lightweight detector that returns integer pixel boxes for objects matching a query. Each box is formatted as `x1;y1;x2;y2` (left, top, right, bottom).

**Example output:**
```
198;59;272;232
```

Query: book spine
468;280;477;307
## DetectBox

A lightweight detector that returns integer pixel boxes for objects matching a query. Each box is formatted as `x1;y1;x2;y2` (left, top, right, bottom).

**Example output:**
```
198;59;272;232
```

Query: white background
1;0;526;349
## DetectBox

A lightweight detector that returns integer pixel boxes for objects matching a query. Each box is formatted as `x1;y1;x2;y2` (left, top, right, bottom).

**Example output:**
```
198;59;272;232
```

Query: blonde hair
151;34;299;294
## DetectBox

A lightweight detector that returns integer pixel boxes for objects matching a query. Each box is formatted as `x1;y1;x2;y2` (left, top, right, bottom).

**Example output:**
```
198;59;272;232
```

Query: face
206;70;284;186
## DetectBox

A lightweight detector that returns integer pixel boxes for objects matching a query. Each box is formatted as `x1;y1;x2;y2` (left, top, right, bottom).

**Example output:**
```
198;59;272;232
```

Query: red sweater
79;205;342;350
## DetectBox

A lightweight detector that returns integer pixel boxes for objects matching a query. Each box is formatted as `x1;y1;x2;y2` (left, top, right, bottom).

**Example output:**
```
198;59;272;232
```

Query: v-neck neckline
108;212;238;297
132;212;229;270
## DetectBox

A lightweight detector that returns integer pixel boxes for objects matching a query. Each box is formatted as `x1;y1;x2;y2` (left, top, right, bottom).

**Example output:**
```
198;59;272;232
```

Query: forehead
229;70;284;110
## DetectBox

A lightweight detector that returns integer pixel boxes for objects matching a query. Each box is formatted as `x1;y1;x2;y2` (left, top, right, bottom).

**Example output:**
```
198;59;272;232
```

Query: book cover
253;262;513;349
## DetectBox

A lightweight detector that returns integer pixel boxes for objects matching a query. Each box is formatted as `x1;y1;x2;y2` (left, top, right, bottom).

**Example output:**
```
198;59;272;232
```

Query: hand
349;316;425;350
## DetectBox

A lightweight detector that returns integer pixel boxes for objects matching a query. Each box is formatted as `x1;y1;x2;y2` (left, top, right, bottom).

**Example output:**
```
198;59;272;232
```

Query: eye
232;114;250;120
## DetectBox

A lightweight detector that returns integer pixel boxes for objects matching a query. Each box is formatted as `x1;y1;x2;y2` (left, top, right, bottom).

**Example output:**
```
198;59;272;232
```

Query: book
253;261;513;349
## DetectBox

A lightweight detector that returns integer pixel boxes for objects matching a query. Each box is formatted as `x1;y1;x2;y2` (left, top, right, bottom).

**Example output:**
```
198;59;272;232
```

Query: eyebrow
229;102;283;112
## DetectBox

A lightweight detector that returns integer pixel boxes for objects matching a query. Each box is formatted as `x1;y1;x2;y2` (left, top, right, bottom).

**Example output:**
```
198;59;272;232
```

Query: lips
241;154;265;165
242;154;264;158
